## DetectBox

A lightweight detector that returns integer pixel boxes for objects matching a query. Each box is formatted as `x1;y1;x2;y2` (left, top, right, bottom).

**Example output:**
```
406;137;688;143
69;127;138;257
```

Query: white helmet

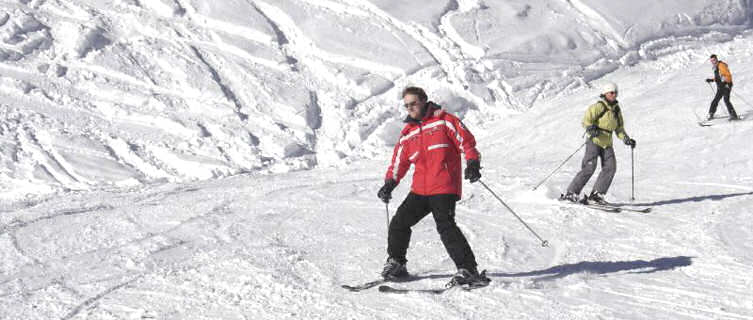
601;82;618;95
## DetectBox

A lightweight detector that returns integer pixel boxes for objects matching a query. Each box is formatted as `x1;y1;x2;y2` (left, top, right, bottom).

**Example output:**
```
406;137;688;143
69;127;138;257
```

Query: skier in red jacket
377;86;489;286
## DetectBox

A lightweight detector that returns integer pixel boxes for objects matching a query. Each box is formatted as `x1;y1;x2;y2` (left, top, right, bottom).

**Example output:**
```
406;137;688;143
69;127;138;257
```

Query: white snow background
1;0;753;319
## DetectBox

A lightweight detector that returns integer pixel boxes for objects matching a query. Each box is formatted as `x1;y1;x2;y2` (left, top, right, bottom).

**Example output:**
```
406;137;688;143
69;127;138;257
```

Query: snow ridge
0;0;752;201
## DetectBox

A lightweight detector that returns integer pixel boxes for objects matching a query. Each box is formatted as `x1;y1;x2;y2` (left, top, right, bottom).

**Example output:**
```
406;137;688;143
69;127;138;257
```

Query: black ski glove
586;125;600;138
377;179;398;203
624;137;636;148
705;78;714;83
725;82;733;89
464;159;481;183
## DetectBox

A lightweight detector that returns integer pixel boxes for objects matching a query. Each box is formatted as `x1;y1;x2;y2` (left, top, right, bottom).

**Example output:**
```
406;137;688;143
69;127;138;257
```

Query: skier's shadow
613;192;753;207
487;256;693;282
403;256;693;284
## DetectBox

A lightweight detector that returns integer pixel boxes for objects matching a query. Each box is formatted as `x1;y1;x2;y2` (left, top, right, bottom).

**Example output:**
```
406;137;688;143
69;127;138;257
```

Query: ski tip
341;285;360;292
589;204;621;212
378;285;394;292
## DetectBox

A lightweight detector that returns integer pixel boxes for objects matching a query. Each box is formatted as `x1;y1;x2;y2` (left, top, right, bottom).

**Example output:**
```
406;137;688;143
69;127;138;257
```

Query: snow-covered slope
1;0;752;200
2;1;753;319
3;40;753;316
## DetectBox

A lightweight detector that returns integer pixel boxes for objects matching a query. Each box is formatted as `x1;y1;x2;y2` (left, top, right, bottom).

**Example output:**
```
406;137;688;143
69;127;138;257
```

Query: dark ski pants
387;193;477;271
708;85;737;117
567;140;616;195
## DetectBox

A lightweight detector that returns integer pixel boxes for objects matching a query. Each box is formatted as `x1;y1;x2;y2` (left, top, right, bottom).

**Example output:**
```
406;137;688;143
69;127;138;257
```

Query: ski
558;202;621;213
602;204;652;213
378;271;490;294
342;274;420;292
558;196;654;213
699;116;744;127
378;282;489;294
378;284;451;294
612;206;651;213
341;279;387;292
582;202;653;213
581;204;621;212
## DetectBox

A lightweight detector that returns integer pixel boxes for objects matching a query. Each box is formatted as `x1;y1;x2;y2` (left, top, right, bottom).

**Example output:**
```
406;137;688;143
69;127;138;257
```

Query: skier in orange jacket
705;54;740;121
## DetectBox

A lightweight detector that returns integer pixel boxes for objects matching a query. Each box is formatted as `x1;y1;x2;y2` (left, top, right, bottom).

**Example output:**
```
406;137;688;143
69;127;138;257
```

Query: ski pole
732;90;753;110
385;203;390;234
709;83;750;115
532;141;587;190
631;147;635;201
479;180;549;247
705;83;720;118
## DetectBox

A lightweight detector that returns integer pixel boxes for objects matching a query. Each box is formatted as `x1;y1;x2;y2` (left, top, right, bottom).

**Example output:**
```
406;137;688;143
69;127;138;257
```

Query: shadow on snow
613;192;753;207
488;255;693;282
400;256;693;284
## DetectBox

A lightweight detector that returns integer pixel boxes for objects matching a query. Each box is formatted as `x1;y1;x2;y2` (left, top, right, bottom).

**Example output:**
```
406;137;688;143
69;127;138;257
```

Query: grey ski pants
566;140;616;195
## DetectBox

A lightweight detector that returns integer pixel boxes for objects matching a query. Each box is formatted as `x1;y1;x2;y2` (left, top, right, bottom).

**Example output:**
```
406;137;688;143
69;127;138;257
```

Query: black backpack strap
592;101;608;126
614;105;623;128
592;101;622;133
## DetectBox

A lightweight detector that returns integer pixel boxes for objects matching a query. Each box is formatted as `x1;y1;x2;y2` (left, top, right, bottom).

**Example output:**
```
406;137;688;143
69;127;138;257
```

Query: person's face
403;94;426;119
604;91;617;102
710;57;718;66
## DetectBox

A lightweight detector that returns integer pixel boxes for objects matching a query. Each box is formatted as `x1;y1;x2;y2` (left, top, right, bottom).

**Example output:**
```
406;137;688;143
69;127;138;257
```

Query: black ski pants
709;84;737;117
387;193;477;271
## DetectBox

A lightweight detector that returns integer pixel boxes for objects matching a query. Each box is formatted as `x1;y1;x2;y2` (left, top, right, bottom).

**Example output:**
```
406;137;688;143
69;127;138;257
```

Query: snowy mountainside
2;41;753;316
1;0;752;201
1;1;753;319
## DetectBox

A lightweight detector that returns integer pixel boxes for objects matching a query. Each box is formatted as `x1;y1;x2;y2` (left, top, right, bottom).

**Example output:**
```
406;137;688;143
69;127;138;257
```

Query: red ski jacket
385;103;480;198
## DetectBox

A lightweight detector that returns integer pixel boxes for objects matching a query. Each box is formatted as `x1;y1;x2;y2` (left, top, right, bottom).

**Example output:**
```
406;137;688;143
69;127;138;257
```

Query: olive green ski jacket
582;100;628;148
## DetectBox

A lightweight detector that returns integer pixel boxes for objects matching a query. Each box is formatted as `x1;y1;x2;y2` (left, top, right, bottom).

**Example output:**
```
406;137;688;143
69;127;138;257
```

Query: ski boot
448;267;491;288
588;191;608;205
381;257;409;280
559;192;579;203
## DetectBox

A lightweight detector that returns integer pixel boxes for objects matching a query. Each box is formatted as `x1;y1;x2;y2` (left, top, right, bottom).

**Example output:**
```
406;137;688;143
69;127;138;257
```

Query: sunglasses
403;100;421;109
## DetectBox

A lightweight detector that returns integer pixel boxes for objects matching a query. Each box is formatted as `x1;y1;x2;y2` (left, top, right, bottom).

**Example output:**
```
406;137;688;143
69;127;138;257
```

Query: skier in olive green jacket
560;82;636;205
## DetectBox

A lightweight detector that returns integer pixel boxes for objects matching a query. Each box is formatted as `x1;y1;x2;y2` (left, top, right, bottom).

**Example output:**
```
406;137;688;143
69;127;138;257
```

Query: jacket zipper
419;121;425;195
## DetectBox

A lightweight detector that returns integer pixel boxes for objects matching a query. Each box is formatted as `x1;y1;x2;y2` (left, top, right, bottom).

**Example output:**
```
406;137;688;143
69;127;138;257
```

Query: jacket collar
601;98;619;108
404;101;442;124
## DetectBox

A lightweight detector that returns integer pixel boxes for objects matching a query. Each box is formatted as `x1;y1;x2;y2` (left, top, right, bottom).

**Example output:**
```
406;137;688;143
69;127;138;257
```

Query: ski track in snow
3;151;753;318
1;0;752;198
564;0;629;49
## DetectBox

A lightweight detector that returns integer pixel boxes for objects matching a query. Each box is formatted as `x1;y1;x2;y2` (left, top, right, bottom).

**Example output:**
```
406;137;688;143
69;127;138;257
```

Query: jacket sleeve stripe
443;120;465;152
445;115;480;160
400;120;461;144
448;122;463;143
428;143;450;150
390;144;404;181
399;127;420;144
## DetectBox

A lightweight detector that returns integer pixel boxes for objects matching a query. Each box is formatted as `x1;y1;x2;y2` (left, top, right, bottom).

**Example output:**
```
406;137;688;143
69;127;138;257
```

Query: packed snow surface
1;0;753;319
